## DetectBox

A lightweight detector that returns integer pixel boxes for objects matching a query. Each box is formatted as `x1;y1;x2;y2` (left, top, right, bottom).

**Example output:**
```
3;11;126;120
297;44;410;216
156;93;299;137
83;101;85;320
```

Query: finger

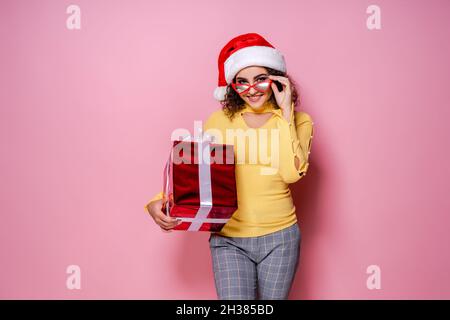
158;218;180;229
271;82;279;93
160;218;182;230
160;226;172;233
167;220;182;229
268;75;286;80
276;79;290;88
268;75;288;82
154;215;168;226
268;75;290;87
158;212;179;224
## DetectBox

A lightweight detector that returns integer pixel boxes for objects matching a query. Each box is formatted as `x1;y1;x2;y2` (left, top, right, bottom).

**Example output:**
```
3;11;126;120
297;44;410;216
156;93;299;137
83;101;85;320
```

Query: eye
237;77;267;84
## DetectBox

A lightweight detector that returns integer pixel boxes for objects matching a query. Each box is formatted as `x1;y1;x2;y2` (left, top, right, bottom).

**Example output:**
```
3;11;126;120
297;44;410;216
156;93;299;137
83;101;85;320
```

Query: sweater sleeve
144;191;164;212
277;102;314;184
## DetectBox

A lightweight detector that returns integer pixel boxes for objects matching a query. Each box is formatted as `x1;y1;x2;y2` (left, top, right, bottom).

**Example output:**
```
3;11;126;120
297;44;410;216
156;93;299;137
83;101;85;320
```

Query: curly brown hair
220;67;301;121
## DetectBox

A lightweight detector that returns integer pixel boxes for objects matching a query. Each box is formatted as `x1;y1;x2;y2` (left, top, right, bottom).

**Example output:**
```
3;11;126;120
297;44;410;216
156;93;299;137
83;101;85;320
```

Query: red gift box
161;133;238;232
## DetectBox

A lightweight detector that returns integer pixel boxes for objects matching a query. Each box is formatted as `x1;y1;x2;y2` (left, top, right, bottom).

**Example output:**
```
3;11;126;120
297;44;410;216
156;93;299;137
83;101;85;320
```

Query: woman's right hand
146;199;181;232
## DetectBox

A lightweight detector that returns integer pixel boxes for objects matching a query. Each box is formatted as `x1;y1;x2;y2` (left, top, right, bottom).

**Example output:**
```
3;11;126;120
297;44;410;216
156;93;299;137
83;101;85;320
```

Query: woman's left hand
268;75;292;116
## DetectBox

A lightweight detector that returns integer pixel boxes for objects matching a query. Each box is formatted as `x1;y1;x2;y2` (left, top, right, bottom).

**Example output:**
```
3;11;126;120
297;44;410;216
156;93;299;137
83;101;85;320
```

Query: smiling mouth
248;95;263;102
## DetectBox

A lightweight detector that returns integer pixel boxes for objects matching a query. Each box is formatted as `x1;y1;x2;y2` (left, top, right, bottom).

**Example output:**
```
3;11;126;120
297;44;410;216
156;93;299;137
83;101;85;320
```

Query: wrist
282;106;292;123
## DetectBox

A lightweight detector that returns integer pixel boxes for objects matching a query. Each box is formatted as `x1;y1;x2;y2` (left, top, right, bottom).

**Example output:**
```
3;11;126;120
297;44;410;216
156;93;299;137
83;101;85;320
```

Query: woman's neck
242;99;275;114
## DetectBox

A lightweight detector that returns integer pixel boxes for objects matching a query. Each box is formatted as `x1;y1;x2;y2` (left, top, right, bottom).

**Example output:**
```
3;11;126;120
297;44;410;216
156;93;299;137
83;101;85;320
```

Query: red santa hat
213;33;287;101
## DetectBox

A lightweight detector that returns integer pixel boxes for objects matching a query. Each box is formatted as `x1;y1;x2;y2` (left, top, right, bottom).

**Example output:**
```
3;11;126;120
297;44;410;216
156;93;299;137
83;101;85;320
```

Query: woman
145;33;314;300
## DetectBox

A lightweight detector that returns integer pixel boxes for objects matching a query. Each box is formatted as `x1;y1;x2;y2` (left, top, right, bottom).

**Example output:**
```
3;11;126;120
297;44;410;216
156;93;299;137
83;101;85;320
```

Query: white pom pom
213;86;227;101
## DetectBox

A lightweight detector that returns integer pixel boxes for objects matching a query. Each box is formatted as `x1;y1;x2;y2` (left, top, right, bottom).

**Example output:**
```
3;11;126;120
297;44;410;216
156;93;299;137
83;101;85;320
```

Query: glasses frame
231;78;273;95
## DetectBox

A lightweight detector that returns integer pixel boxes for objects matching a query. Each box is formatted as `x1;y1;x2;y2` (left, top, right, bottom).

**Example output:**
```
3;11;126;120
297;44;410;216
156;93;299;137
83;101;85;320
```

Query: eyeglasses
231;78;273;95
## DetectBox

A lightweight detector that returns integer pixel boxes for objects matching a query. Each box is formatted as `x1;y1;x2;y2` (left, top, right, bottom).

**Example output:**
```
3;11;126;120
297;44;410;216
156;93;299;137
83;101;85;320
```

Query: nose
248;87;258;95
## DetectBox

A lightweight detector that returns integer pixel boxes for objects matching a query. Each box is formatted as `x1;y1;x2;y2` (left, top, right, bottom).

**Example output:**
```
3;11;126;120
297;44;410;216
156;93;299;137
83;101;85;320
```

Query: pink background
1;0;449;299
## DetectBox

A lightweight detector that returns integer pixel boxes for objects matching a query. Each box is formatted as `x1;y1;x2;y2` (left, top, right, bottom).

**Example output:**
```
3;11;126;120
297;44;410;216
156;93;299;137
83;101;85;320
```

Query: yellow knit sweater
145;100;314;237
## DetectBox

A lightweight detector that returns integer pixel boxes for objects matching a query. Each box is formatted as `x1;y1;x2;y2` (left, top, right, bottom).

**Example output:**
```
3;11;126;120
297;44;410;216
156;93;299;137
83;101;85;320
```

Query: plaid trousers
208;222;301;300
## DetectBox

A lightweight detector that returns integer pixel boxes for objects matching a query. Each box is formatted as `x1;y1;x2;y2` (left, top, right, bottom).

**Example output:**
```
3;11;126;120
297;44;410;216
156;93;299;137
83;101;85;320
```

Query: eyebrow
236;73;268;81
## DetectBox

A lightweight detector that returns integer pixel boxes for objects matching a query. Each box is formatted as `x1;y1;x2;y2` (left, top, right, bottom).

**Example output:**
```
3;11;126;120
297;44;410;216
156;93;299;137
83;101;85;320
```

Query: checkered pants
208;223;301;300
